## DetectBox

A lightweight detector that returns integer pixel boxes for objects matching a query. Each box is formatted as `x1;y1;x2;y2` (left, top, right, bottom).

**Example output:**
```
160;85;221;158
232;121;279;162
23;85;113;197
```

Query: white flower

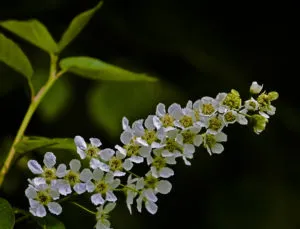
202;114;225;134
250;81;263;94
146;150;176;178
55;159;93;195
244;98;259;111
25;181;62;217
28;152;61;184
74;135;103;160
105;149;133;177
193;96;218;117
125;175;139;214
173;101;197;130
136;172;172;214
152;103;181;130
95;203;116;229
222;110;248;126
86;169;120;206
175;126;203;165
90;148;115;171
203;132;227;155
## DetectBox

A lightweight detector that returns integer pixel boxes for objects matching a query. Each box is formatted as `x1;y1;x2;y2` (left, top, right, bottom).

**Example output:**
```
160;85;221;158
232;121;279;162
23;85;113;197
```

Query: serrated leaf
37;77;72;122
0;198;15;229
88;81;185;138
58;1;103;52
0;33;33;79
59;56;157;82
36;215;65;229
0;20;58;53
15;136;76;154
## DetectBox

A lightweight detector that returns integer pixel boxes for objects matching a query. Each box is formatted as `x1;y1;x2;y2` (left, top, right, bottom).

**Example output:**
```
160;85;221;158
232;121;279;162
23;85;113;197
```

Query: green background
0;1;298;229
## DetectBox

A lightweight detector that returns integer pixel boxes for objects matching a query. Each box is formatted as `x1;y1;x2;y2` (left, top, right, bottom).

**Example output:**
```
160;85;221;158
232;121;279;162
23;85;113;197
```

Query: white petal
106;191;117;202
113;171;126;177
28;160;43;174
93;169;104;181
136;178;145;190
77;148;86;159
215;132;227;142
29;199;39;208
122;117;130;131
123;159;133;171
86;181;95;192
183;157;191;166
161;150;174;157
237;115;248;125
90;138;102;147
58;183;72;196
136;196;143;213
132;119;144;137
25;186;37;199
193;135;203;146
136;138;148;146
120;131;132;145
74;136;87;150
110;179;121;189
211;143;224;154
165;156;177;165
100;148;115;161
184;144;195;155
168;103;182;120
43;152;56;168
56;164;67;178
150;167;159;178
115;145;126;156
145;201;158;215
104;172;114;183
74;183;86;194
156;103;166;116
139;146;151;157
70;159;81;172
35;205;47;217
159;167;174;178
80;168;93;182
129;156;144;164
153;116;162;129
144;189;158;202
145;115;155;130
90;158;101;169
48;202;62;215
99;162;110;172
157;180;172;194
91;193;105;205
32;177;46;186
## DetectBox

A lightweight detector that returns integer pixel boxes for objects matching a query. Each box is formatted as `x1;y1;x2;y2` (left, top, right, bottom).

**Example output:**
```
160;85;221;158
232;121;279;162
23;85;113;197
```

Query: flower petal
74;135;87;150
28;160;43;174
35;205;47;217
48;202;62;215
123;159;133;171
43;152;56;168
69;159;81;172
156;103;166;116
145;201;158;215
106;191;117;202
80;168;93;182
91;193;105;205
74;183;86;194
93;169;104;181
211;143;224;154
157;180;172;194
90;138;102;147
25;186;37;199
144;189;158;202
99;149;115;161
56;164;67;178
159;167;174;178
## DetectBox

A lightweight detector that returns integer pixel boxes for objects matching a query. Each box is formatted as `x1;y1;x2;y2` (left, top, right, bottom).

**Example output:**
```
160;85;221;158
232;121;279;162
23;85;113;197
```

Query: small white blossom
125;175;139;214
193;96;219;117
250;81;263;94
152;103;181;130
222;110;248;126
86;169;120;206
203;132;227;155
74;135;102;160
25;181;62;217
95;203;116;229
28;152;61;184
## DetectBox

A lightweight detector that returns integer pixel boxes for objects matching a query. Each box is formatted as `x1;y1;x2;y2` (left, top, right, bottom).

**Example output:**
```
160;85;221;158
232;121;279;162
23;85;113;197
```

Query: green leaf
15;136;76;154
88;82;185;138
0;198;15;229
59;57;157;82
36;215;65;229
58;1;103;52
0;20;58;53
37;77;72;122
0;33;33;79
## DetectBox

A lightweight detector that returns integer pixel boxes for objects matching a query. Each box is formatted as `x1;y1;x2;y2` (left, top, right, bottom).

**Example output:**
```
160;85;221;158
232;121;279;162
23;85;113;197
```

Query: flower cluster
25;82;278;228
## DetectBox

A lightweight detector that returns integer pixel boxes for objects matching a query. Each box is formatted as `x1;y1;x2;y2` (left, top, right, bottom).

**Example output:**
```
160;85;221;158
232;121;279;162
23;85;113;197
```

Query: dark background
0;1;298;229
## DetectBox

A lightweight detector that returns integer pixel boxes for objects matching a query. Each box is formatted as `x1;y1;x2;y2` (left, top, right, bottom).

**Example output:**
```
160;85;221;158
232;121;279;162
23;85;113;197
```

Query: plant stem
70;201;96;215
0;53;62;188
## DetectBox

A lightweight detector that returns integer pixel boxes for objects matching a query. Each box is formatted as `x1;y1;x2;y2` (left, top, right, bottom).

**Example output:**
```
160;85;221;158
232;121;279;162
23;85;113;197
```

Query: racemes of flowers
25;81;278;228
